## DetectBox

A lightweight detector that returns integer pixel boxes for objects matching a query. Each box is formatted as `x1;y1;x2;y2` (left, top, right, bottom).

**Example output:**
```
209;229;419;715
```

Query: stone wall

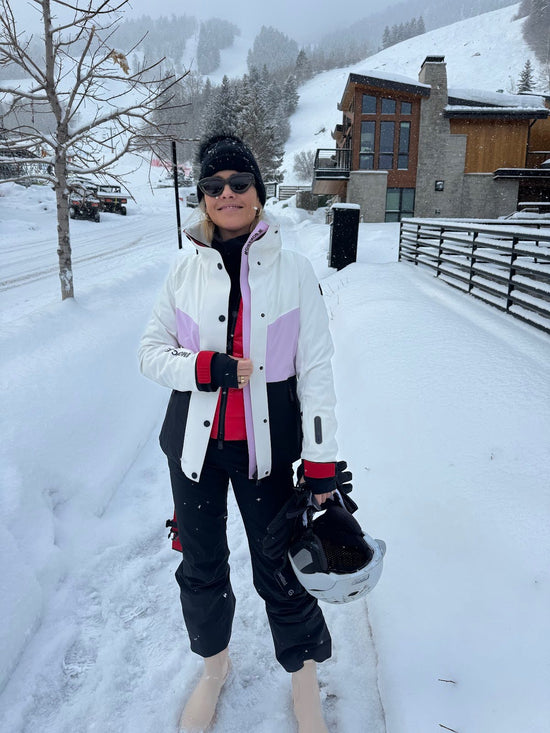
346;170;388;222
460;174;519;218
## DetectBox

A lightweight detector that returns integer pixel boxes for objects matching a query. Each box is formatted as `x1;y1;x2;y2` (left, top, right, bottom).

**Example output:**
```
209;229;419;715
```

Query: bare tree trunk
54;155;74;299
42;0;74;299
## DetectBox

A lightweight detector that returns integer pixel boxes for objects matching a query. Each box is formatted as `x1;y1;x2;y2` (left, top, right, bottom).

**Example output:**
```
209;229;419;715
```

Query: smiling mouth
218;204;243;211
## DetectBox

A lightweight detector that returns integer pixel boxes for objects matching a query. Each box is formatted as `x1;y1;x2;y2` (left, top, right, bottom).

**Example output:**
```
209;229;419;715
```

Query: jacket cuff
303;461;336;495
303;460;336;479
195;351;217;392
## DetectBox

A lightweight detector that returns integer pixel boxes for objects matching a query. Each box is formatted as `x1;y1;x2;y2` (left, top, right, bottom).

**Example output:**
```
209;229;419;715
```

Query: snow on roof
349;68;430;90
445;105;548;116
448;87;549;108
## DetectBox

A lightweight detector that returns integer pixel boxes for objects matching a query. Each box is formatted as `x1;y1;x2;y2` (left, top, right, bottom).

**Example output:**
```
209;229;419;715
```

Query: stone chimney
418;55;448;95
414;55;467;218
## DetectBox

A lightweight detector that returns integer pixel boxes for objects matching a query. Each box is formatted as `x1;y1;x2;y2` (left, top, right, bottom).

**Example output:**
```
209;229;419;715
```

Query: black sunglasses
198;172;255;198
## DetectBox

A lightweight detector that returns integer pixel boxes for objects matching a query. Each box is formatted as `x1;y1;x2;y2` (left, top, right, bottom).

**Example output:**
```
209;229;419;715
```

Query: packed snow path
1;191;549;732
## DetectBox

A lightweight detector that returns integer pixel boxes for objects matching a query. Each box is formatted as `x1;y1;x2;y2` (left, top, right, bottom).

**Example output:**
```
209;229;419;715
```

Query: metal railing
314;148;351;179
399;218;550;334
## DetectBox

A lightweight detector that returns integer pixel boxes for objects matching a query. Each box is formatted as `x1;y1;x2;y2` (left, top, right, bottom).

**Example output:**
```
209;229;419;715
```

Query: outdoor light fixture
435;180;445;191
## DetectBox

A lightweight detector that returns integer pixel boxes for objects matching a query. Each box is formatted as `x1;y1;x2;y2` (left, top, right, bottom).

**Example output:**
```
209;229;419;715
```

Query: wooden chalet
313;56;550;221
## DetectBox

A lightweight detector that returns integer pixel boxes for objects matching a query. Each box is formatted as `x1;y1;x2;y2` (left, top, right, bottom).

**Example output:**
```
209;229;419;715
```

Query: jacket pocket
159;390;191;462
267;376;302;466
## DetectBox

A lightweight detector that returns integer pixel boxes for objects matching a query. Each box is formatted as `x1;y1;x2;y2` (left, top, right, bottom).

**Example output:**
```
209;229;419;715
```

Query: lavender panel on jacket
265;308;299;383
176;308;200;351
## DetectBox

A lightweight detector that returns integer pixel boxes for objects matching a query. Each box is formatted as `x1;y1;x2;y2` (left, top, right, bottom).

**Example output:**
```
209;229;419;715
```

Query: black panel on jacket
159;376;302;473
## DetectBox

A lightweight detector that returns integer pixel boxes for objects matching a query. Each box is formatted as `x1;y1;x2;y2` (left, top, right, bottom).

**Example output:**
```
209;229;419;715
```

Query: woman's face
203;169;261;241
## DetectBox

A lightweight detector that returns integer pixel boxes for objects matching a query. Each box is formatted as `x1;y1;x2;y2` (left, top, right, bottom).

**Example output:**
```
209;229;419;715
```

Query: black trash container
329;204;360;270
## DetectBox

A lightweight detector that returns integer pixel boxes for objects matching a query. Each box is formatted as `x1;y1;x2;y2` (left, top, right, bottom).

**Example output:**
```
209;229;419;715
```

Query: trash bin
329;203;360;270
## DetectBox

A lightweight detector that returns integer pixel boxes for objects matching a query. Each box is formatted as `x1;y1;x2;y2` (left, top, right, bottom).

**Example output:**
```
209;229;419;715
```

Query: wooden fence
399;218;550;334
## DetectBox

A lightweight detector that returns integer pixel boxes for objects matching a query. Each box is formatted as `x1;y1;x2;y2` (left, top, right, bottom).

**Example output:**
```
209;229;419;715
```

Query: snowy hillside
283;3;541;181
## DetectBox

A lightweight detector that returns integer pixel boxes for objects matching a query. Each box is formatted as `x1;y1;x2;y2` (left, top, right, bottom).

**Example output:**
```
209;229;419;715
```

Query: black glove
296;460;353;495
210;353;239;388
335;460;353;494
263;460;356;561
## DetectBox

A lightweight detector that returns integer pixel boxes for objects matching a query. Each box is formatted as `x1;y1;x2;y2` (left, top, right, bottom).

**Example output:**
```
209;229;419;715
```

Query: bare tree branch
0;0;192;300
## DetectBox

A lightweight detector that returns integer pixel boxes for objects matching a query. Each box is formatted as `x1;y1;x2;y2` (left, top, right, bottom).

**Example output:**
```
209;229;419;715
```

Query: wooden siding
527;116;550;168
450;119;530;172
311;179;348;197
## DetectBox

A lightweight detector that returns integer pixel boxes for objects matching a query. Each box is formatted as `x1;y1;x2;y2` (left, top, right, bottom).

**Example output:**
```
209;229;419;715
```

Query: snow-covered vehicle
95;184;128;215
157;170;194;189
186;191;199;207
67;179;101;222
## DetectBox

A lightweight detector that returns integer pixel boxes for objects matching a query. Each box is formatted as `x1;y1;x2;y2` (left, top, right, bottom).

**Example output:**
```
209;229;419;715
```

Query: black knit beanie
197;134;266;205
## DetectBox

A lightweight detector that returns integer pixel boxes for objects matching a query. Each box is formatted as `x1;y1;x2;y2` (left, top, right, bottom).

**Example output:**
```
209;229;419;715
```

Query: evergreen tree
282;75;299;117
518;59;535;92
382;26;391;48
234;74;284;182
247;26;299;75
201;75;239;140
295;49;312;83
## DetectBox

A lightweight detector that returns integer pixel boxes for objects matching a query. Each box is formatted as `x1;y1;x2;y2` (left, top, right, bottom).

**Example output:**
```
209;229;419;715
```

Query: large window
379;122;395;169
359;121;375;169
398;122;411;170
385;188;415;222
381;98;396;114
358;94;414;172
362;94;376;114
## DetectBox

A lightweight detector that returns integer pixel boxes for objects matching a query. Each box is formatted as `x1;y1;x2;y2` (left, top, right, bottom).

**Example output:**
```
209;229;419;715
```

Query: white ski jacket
139;220;338;481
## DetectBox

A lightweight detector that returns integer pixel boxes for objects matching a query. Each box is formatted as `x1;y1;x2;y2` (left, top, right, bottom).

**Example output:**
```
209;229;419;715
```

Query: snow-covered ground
1;168;549;732
1;3;550;731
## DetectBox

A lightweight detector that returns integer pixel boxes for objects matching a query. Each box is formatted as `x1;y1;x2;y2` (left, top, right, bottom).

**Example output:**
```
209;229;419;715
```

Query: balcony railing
314;148;351;179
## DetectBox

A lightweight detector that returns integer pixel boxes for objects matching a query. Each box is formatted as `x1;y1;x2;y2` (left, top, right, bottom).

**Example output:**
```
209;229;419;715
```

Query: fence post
505;236;518;312
436;226;444;277
398;221;403;261
414;222;421;266
468;231;478;293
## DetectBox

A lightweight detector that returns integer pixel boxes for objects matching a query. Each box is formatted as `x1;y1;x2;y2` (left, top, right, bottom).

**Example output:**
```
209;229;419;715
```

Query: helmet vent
322;538;373;573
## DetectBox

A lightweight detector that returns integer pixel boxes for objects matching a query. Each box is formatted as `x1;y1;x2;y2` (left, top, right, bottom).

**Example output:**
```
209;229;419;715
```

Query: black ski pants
168;439;331;673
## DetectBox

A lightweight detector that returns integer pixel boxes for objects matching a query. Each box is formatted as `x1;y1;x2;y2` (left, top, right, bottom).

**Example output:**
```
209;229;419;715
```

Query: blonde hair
199;200;263;243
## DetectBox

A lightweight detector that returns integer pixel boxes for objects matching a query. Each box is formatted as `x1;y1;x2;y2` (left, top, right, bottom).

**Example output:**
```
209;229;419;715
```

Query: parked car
67;179;100;222
186;191;199;208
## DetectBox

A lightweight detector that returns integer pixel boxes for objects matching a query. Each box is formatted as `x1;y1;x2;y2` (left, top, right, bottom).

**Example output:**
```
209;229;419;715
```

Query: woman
139;135;339;733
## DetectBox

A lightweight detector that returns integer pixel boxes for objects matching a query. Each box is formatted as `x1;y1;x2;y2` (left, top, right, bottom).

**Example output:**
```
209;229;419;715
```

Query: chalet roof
494;168;550;179
445;105;548;120
338;68;549;120
339;71;430;109
448;88;549;108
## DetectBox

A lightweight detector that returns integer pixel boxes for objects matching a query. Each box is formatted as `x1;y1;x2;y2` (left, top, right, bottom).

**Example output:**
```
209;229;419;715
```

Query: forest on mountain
3;0;547;183
318;0;513;53
516;0;550;66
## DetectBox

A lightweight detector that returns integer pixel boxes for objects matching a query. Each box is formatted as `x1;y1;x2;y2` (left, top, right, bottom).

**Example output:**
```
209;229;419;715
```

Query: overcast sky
18;0;403;44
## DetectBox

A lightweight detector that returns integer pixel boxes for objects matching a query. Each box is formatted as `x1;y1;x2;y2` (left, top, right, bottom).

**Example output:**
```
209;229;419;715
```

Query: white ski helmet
288;496;386;604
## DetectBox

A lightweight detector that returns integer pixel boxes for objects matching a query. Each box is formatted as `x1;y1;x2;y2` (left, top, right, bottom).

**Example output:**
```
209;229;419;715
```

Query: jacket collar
184;220;278;261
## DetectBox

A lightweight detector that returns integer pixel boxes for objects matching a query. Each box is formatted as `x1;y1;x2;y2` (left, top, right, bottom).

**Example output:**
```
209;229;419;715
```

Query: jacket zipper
217;306;240;449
